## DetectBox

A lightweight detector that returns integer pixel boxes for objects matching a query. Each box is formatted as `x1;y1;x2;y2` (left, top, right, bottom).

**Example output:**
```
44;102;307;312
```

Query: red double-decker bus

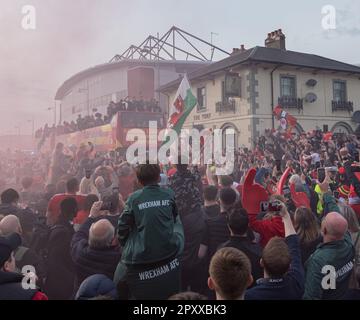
38;111;165;153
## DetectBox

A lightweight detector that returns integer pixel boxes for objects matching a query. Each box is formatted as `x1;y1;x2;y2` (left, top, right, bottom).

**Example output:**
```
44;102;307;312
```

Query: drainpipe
162;91;170;127
270;64;281;129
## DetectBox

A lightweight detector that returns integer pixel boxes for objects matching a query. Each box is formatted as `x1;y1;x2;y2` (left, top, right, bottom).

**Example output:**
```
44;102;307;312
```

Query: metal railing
278;96;303;111
215;99;236;113
332;100;354;113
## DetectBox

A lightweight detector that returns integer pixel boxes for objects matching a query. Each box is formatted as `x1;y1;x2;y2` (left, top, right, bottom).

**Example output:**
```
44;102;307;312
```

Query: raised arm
280;202;305;296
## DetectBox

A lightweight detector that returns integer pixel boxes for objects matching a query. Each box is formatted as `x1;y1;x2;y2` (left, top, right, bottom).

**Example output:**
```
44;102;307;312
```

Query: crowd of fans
1;127;360;300
35;97;161;139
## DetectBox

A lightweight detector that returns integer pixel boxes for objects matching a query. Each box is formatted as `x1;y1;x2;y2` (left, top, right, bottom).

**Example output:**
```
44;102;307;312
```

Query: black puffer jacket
0;271;38;300
71;217;121;290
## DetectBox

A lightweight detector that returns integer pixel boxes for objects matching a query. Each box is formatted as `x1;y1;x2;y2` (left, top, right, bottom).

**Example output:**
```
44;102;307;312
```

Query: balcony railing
216;99;236;113
278;96;303;111
332;100;354;113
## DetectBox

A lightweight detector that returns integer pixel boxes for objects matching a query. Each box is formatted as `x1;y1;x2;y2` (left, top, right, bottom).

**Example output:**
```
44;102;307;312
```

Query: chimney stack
240;44;246;52
231;48;240;55
265;29;286;50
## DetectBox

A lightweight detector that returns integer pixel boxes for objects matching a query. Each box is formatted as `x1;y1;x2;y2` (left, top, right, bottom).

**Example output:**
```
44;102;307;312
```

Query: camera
268;201;282;212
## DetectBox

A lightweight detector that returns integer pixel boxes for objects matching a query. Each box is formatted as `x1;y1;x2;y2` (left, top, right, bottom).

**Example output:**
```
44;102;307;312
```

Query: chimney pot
265;29;286;50
231;48;240;55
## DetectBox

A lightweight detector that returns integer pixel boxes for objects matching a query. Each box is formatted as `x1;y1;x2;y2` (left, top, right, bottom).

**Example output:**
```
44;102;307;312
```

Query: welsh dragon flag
167;74;197;134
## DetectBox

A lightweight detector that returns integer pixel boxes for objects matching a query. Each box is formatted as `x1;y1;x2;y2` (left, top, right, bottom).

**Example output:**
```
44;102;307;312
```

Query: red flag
274;105;297;132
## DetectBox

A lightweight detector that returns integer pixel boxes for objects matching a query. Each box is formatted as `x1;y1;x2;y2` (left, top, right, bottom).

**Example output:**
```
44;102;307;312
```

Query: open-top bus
38;111;165;154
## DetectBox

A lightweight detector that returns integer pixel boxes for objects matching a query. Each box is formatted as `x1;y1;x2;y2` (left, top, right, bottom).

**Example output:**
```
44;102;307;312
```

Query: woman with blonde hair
294;207;322;265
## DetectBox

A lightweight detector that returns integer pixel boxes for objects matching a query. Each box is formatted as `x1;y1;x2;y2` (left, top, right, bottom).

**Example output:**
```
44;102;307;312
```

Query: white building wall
166;64;360;147
256;67;360;135
61;68;128;122
59;63;198;123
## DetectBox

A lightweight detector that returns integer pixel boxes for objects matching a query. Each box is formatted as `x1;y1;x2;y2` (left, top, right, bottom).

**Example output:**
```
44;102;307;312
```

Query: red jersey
73;210;89;225
46;193;86;226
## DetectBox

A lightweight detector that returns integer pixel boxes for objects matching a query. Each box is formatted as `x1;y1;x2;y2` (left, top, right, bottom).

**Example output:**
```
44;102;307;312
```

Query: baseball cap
0;233;22;267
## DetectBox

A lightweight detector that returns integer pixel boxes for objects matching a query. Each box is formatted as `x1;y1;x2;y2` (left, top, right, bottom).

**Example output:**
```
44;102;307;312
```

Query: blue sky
0;0;359;135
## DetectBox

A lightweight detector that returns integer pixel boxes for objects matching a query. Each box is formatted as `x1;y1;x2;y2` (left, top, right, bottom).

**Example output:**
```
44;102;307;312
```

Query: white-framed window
280;75;296;98
333;80;347;102
197;87;206;111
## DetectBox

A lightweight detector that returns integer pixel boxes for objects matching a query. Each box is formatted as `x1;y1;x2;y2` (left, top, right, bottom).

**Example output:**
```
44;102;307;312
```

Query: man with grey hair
89;219;115;249
0;215;22;236
289;174;310;196
289;174;303;189
0;215;46;286
71;201;121;290
304;212;355;300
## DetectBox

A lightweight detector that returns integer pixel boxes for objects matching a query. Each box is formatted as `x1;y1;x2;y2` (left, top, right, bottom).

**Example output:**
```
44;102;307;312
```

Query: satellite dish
305;93;317;103
352;111;360;124
306;79;317;87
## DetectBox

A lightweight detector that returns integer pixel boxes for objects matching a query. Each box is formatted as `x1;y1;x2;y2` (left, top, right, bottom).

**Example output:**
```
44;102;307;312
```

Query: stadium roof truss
109;26;230;63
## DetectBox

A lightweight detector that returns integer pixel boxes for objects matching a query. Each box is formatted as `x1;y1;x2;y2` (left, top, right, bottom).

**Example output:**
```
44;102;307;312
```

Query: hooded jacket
75;274;118;300
0;271;47;300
